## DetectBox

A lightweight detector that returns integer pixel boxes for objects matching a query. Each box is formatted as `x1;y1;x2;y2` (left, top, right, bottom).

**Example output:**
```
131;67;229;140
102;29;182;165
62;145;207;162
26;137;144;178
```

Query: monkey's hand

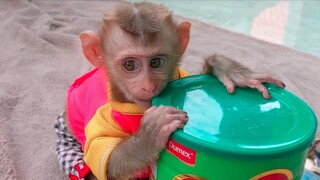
139;106;188;149
203;54;286;99
107;106;188;179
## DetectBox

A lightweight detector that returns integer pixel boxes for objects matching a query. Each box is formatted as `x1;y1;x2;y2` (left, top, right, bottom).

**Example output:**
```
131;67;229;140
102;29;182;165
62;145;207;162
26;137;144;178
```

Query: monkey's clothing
55;67;188;180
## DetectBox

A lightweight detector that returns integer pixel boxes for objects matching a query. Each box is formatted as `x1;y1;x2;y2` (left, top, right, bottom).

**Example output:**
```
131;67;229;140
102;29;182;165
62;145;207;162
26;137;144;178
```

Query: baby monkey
55;1;285;180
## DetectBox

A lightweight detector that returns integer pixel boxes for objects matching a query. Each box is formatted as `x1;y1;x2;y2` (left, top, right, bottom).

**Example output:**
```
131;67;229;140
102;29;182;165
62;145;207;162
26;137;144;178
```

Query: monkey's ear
177;21;191;54
79;30;104;67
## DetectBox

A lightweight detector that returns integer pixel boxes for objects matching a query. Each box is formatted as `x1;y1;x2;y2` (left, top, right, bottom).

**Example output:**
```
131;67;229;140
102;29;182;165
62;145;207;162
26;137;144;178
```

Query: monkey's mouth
135;91;161;101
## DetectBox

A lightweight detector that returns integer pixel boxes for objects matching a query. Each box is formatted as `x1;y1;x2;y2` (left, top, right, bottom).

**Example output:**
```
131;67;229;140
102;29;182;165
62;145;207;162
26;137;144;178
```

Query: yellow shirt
84;68;189;179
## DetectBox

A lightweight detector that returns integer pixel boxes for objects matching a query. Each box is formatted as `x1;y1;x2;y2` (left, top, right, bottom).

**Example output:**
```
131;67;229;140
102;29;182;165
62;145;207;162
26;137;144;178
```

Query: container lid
152;74;317;155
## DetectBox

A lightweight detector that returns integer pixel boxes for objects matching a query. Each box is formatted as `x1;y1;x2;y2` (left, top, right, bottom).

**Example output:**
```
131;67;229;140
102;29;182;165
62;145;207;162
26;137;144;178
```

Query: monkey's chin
135;99;152;109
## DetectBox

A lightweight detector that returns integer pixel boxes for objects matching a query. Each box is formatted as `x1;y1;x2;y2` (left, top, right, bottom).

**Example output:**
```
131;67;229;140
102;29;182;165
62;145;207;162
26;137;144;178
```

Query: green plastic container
151;74;317;180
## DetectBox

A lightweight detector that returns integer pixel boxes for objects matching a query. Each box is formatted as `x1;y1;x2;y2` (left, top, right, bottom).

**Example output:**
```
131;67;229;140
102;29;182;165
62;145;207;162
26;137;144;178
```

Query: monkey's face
100;23;181;109
108;45;177;109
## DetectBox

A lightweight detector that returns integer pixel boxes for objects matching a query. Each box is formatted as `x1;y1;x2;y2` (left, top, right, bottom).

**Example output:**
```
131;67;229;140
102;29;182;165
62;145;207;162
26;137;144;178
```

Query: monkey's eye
123;59;138;72
150;56;165;68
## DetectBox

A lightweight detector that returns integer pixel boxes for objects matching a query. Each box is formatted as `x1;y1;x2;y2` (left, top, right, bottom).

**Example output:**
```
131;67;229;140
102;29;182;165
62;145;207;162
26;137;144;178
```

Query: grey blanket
0;1;319;179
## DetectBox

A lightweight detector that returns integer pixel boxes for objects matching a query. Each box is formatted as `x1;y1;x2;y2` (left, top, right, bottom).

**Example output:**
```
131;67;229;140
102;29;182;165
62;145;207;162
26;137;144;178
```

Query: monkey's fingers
219;75;235;94
252;74;286;88
151;105;185;114
245;79;270;99
162;119;186;134
157;119;187;147
161;111;188;126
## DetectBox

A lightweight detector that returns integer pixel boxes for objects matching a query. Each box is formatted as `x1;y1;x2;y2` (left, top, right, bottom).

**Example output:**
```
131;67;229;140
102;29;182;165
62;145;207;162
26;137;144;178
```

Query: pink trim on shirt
66;68;108;149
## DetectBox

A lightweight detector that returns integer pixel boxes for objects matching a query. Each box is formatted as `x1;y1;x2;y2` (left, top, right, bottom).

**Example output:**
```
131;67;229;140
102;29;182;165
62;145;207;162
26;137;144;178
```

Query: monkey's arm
202;54;286;99
107;106;188;180
84;105;188;180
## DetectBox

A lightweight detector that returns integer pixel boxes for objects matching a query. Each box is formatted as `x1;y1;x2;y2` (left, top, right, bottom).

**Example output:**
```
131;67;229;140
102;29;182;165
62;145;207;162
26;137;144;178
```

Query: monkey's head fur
80;2;190;109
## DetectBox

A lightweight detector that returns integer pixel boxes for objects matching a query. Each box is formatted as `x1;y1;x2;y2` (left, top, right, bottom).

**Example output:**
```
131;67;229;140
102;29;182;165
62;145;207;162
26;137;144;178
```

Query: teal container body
152;74;317;180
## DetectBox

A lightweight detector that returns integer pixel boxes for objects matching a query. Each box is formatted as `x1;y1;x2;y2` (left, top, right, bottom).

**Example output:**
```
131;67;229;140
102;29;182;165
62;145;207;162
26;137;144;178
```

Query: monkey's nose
143;84;157;93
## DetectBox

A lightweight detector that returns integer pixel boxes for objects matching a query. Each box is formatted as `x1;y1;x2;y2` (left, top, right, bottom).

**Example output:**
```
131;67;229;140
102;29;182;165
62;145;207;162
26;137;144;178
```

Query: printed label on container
173;174;207;180
166;138;196;166
250;169;293;180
